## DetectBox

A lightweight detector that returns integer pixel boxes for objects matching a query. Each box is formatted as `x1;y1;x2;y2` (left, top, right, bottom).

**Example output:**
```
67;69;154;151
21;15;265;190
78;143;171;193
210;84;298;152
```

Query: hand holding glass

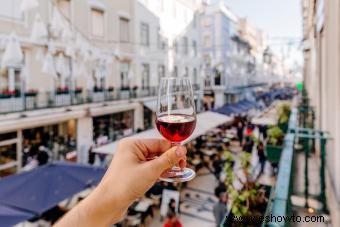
155;77;196;182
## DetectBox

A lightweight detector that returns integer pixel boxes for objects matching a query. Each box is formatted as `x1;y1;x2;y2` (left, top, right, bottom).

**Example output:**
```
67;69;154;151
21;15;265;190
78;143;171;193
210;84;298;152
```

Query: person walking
163;212;182;227
243;136;254;153
257;141;266;175
212;154;223;180
236;122;244;145
88;145;95;165
213;192;228;227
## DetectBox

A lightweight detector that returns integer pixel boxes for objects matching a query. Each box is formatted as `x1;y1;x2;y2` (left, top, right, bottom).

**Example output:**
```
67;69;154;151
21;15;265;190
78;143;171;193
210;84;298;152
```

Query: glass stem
171;142;182;170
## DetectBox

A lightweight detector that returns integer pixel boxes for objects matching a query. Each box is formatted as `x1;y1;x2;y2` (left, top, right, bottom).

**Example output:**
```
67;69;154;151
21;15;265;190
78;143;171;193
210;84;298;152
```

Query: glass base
159;167;196;182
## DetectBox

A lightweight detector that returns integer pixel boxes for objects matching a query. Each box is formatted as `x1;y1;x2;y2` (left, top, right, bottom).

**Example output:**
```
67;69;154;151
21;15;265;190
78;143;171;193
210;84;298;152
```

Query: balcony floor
292;152;331;227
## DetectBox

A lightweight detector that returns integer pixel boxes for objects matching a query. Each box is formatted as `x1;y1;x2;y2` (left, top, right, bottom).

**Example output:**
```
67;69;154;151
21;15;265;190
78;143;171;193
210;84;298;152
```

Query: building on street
302;0;340;225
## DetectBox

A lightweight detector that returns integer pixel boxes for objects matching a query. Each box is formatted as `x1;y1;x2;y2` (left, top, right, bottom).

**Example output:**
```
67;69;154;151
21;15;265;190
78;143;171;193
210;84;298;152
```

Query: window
193;14;197;28
184;67;189;77
183;9;188;23
158;65;165;82
157;0;164;11
192;40;197;56
173;2;177;18
203;34;211;48
140;23;150;46
139;0;148;6
91;8;104;37
55;56;72;88
173;66;178;77
58;0;71;18
0;68;21;92
120;63;129;89
173;41;178;53
201;17;211;27
157;27;162;49
0;0;23;20
183;37;188;55
141;64;150;89
119;17;129;42
193;68;198;84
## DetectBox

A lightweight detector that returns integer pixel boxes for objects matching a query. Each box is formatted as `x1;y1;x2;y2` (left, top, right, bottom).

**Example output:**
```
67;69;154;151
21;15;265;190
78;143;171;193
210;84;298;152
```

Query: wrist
79;181;132;226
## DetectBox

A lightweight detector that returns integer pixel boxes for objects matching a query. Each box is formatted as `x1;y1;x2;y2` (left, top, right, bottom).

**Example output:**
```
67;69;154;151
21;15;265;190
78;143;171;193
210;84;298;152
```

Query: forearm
54;182;131;227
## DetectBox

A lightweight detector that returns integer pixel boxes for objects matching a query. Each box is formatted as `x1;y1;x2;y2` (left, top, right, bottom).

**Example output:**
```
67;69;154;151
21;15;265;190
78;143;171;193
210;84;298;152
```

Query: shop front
143;106;154;130
203;90;215;110
93;110;134;144
21;120;77;165
0;114;80;176
0;132;19;177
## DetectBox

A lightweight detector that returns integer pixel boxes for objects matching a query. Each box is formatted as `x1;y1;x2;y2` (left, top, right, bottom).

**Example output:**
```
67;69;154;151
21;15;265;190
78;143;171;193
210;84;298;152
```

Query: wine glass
155;77;197;182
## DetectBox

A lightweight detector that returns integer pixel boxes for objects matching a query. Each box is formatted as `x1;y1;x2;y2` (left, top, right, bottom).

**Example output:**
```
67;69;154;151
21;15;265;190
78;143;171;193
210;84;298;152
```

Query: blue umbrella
214;103;237;115
237;100;251;111
0;162;105;217
230;102;246;113
0;204;35;227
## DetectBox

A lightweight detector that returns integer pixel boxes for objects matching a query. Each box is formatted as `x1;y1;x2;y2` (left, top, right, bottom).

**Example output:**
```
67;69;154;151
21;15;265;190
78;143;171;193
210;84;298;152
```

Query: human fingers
145;145;187;174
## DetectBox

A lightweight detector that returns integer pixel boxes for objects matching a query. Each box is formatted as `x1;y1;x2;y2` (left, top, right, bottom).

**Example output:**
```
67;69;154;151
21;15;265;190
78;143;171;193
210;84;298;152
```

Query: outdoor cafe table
134;198;154;213
200;148;216;157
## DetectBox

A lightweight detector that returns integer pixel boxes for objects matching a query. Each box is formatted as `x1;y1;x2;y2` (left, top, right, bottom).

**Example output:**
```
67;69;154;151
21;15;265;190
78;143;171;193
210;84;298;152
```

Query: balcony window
157;27;162;49
0;68;22;93
0;0;23;21
140;22;150;46
193;68;198;84
158;64;165;82
91;8;104;37
183;37;188;55
158;0;164;11
173;2;177;18
55;56;72;89
173;41;178;53
120;62;129;89
203;34;211;48
58;0;71;18
184;67;189;77
119;17;129;42
173;66;178;77
201;17;211;27
192;40;197;56
183;8;188;23
141;64;150;89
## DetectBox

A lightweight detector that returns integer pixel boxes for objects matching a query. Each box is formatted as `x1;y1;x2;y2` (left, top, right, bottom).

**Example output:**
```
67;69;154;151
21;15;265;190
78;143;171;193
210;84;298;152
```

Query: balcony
0;85;202;115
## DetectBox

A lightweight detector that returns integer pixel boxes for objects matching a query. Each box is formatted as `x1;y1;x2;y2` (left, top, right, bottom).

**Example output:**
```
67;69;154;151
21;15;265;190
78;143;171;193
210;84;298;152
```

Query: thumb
147;145;187;174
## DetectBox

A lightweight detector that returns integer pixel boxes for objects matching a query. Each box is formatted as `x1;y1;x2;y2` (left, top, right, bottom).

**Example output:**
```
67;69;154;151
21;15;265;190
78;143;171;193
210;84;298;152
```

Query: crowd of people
210;115;270;226
22;131;77;171
54;114;270;226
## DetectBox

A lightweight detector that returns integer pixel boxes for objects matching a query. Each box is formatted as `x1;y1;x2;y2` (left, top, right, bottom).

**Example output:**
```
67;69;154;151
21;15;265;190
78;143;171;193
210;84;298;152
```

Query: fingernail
176;146;186;157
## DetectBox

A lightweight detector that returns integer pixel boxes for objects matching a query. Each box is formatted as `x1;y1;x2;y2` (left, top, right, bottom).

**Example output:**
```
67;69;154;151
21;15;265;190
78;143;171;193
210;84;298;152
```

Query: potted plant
223;152;272;226
107;86;114;92
94;86;103;92
277;102;291;133
25;89;38;97
0;90;12;99
266;126;284;163
56;86;69;94
75;87;83;94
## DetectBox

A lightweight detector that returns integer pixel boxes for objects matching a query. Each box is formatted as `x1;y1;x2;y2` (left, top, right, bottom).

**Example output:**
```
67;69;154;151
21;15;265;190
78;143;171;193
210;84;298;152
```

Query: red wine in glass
156;77;196;182
156;114;196;142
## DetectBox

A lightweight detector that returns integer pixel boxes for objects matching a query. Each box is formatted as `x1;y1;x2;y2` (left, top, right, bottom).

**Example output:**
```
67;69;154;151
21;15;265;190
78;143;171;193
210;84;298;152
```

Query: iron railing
0;86;201;114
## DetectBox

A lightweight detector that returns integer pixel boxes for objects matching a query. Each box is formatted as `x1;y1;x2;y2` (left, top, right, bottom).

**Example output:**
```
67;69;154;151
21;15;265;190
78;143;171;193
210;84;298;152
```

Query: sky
220;0;303;66
223;0;302;39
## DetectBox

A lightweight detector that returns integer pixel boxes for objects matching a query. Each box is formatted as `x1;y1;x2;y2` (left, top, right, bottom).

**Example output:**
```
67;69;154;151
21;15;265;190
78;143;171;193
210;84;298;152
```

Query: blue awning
0;162;105;223
214;99;258;115
0;204;35;227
